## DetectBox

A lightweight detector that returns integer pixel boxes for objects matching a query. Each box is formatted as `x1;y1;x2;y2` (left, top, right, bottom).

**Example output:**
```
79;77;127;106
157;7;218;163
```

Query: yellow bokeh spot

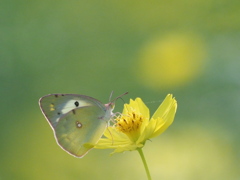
136;33;207;90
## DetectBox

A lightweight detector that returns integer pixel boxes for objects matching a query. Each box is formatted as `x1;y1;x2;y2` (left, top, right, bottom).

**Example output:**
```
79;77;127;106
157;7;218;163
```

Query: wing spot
74;101;79;107
55;94;58;98
50;104;55;111
61;94;65;96
57;112;61;115
76;121;82;128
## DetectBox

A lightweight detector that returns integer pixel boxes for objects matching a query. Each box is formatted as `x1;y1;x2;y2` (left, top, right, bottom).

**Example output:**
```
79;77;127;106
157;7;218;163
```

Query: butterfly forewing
39;93;114;158
39;94;104;128
55;105;108;157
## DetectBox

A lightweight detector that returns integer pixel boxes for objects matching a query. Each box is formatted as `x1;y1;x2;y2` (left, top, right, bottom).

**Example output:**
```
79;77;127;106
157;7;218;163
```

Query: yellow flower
94;94;177;154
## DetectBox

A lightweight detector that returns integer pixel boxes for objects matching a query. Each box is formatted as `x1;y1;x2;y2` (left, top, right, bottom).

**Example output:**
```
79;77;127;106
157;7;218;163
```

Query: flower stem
137;148;152;180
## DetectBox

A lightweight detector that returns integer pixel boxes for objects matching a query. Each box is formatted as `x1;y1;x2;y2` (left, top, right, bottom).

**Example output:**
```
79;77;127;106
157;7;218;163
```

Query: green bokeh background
1;1;239;180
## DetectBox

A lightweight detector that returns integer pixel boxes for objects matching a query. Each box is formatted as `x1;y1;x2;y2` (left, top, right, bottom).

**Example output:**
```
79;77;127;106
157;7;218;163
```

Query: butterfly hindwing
39;93;115;157
39;94;104;128
55;105;108;157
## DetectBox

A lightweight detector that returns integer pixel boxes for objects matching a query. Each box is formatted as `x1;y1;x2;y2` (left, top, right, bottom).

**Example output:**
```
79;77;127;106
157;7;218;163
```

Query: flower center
115;110;143;141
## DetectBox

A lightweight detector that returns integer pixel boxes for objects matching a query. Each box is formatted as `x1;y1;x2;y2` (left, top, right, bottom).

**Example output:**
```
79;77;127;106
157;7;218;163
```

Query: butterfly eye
74;101;79;107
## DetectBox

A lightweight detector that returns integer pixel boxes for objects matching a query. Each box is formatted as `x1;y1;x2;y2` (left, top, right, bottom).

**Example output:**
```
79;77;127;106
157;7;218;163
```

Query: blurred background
1;1;239;179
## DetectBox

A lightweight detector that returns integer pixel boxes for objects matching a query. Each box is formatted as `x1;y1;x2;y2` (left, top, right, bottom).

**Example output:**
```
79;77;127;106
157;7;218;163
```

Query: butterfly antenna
116;94;131;113
119;97;126;104
110;92;128;103
109;91;114;102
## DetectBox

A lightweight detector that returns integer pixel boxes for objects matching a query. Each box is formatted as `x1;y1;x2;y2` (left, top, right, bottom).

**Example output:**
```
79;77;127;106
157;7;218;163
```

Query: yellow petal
135;98;150;132
135;98;150;120
123;98;149;120
110;143;144;154
94;138;131;149
95;126;132;149
103;126;129;140
137;119;157;143
122;99;136;115
151;94;177;120
138;94;177;141
149;96;177;138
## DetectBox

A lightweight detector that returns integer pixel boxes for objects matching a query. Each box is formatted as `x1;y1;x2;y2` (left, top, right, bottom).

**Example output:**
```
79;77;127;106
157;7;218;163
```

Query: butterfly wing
39;94;113;157
39;94;104;128
55;105;108;157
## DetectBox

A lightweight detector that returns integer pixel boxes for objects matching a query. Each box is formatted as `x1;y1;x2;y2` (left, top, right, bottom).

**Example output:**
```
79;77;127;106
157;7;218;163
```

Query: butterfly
39;92;128;158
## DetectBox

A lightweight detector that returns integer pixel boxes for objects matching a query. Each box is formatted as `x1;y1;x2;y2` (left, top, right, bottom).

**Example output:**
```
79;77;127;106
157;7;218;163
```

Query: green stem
137;148;152;180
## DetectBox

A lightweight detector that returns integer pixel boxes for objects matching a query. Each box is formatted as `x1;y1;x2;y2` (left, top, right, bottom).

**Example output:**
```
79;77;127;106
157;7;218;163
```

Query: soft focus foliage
0;0;239;180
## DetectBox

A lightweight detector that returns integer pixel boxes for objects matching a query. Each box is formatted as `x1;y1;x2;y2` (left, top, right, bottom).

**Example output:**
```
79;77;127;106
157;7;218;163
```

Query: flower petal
135;98;150;120
103;126;129;140
94;138;131;149
122;99;136;115
123;98;149;120
95;126;132;149
135;98;150;132
149;95;177;138
137;119;157;143
138;94;177;141
110;143;144;154
151;94;177;120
